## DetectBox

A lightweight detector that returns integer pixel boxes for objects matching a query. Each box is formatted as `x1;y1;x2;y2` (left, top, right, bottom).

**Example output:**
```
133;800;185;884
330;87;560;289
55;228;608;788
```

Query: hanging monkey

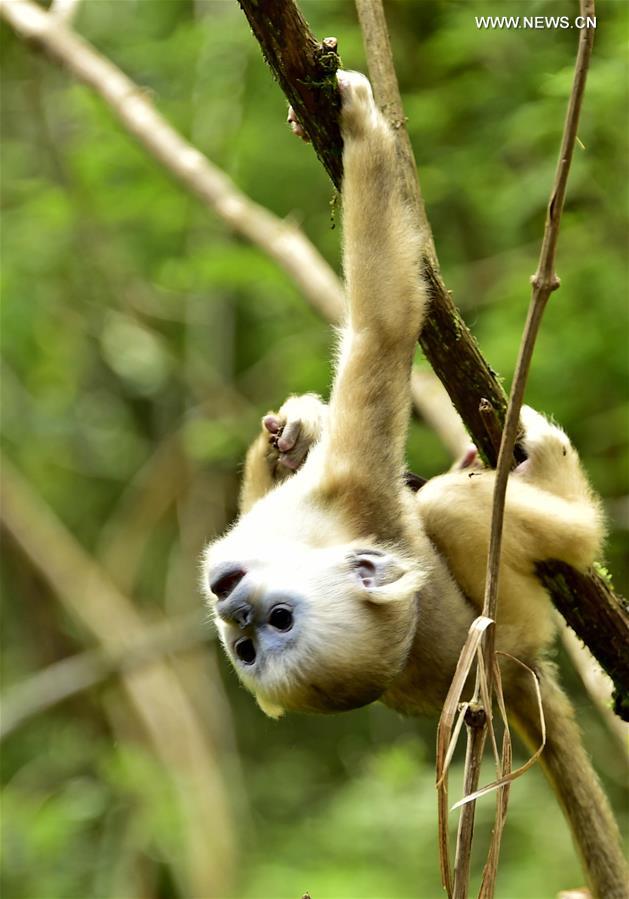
203;72;628;898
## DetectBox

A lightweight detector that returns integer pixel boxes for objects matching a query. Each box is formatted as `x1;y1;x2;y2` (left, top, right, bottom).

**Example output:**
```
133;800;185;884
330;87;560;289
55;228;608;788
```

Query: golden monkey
203;72;627;897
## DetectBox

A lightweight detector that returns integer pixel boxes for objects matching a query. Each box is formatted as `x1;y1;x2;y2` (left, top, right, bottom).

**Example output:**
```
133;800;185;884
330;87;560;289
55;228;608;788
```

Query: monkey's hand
337;70;380;141
239;393;328;514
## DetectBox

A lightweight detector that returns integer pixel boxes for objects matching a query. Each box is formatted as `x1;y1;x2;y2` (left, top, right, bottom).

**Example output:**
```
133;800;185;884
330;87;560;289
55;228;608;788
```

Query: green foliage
1;1;627;897
238;738;583;899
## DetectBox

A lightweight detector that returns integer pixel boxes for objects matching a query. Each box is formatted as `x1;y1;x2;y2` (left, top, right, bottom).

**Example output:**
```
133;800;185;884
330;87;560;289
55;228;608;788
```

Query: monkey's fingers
275;420;313;472
277;420;300;453
263;414;282;435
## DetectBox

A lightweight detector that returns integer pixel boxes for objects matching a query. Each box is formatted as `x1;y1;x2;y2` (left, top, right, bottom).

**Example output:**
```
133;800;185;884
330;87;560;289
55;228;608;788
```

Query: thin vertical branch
452;708;486;899
481;0;596;655
464;3;596;895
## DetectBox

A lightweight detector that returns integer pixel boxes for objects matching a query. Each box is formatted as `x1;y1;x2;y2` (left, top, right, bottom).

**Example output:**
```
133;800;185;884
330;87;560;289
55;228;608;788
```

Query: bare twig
0;0;344;325
0;455;235;897
482;0;597;645
559;625;628;750
1;610;210;740
446;4;597;895
452;707;487;898
50;0;82;24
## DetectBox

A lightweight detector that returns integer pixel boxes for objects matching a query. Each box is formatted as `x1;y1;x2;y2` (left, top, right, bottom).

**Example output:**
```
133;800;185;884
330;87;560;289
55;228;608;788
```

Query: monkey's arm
239;393;328;514
307;72;428;536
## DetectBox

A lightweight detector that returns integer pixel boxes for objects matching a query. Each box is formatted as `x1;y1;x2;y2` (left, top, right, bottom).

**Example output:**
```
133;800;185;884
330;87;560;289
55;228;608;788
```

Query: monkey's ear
256;694;285;719
351;550;426;604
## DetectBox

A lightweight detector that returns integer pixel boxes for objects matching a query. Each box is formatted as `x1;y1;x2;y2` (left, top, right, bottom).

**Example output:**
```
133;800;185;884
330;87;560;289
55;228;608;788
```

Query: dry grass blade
443;702;470;777
476;647;501;767
451;657;545;810
436;616;493;896
436;616;495;786
438;766;454;898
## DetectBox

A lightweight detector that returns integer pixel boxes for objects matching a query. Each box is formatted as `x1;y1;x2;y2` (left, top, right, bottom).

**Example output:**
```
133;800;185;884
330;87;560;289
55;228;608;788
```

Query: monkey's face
203;535;425;718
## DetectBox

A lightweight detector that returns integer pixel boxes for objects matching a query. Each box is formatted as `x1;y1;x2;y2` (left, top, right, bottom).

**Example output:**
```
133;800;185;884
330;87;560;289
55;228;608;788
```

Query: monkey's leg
509;663;629;899
309;73;428;536
517;405;602;504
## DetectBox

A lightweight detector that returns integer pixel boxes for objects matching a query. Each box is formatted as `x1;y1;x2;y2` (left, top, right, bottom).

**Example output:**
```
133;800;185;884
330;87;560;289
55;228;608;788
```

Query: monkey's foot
264;415;309;471
263;393;327;475
516;405;572;474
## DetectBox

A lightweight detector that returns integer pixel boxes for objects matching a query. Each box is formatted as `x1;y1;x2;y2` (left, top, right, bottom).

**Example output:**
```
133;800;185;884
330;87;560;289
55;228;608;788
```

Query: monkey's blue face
208;558;306;672
203;534;424;717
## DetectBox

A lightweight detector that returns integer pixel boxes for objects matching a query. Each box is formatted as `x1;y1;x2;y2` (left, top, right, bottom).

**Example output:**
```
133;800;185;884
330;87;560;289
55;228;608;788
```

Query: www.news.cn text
475;15;596;29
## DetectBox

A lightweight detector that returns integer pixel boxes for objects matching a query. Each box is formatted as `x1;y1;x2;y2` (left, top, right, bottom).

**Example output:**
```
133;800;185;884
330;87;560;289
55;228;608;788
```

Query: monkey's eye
210;567;245;601
268;604;294;632
234;637;256;665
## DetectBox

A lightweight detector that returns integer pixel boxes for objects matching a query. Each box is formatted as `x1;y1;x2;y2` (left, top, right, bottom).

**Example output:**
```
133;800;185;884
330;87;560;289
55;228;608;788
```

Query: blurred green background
1;1;627;897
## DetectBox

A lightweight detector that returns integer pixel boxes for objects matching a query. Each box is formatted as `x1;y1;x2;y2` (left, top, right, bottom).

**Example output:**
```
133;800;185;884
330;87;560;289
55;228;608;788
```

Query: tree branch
1;610;210;739
0;454;235;896
482;0;597;637
0;0;345;324
237;1;343;185
441;6;599;892
538;560;629;719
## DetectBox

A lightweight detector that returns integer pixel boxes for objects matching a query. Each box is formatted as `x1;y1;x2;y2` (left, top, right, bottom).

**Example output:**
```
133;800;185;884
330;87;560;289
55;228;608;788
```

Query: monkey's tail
509;661;628;899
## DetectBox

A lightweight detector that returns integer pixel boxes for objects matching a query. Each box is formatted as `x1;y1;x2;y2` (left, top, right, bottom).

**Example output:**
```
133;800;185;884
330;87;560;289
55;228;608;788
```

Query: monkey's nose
217;596;255;629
